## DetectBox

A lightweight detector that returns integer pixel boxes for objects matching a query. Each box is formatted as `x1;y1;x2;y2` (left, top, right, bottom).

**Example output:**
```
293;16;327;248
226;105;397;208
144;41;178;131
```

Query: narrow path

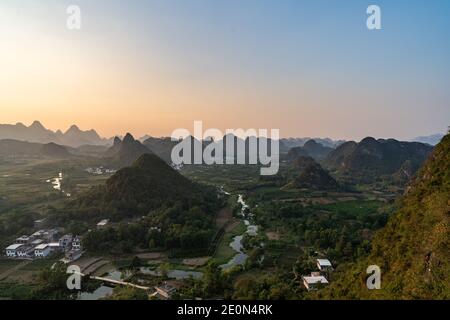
75;271;156;294
89;275;151;291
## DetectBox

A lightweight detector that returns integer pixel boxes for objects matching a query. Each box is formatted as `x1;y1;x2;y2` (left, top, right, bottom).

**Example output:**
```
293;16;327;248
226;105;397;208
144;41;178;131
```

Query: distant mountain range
0;121;111;147
412;133;445;146
0;121;346;151
324;137;433;184
0;121;441;170
281;137;345;149
104;133;153;168
287;139;334;161
0;139;71;158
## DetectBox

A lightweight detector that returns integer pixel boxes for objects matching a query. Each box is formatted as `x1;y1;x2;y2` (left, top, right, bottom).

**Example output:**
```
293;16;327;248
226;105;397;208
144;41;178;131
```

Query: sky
0;0;449;140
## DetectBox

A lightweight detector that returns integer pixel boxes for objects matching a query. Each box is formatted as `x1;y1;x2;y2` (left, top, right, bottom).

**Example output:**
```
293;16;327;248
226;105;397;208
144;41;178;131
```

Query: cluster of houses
302;258;333;291
4;229;83;263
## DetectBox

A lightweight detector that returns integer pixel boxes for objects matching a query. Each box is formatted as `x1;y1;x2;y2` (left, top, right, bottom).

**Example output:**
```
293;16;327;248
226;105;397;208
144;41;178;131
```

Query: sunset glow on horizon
1;0;449;140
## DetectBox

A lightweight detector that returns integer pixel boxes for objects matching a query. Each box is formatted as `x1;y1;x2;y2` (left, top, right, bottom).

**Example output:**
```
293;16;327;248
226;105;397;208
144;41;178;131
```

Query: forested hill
321;132;450;299
53;153;221;223
47;153;222;255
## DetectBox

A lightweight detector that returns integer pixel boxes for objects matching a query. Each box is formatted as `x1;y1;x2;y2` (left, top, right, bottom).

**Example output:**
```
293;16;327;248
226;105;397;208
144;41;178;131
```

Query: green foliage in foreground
0;283;36;300
107;286;148;300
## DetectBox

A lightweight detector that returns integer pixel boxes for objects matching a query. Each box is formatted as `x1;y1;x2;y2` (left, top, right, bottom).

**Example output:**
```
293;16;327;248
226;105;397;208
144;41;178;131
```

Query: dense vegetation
49;154;223;255
321;133;450;299
82;204;217;256
248;198;390;265
324;137;433;185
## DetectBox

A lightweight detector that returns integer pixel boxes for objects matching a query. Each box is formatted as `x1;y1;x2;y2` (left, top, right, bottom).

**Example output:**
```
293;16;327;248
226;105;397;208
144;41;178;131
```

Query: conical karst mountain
104;133;153;168
285;156;339;190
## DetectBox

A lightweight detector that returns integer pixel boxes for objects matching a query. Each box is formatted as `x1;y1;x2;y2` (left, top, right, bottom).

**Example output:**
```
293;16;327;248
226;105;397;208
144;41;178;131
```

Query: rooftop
17;245;34;251
32;230;45;237
303;275;329;285
48;243;60;247
97;219;109;226
317;259;332;267
34;244;50;250
6;244;24;250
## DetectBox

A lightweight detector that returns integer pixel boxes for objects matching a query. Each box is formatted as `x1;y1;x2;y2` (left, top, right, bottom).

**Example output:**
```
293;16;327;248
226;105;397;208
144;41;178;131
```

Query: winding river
220;194;258;270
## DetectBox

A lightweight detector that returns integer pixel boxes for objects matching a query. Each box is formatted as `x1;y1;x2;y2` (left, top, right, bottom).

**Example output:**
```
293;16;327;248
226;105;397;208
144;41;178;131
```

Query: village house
302;272;329;291
5;244;24;258
15;235;34;244
34;218;46;228
31;230;45;238
316;259;333;272
154;282;177;300
16;245;35;258
60;249;83;264
34;244;52;258
32;229;59;242
48;242;62;252
97;219;109;228
31;239;44;246
58;234;73;250
72;236;82;250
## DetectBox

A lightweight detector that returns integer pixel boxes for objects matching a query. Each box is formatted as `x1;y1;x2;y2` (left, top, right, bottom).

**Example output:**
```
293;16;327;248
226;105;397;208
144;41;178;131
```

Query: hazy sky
1;0;449;140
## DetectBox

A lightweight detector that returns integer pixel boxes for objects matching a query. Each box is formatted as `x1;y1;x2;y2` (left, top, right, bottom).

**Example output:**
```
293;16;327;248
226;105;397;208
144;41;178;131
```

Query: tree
131;256;142;269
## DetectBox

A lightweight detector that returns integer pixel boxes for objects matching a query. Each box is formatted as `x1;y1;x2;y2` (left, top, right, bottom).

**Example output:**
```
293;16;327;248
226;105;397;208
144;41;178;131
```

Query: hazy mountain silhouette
0;121;109;147
413;133;445;146
104;133;153;168
287;139;334;161
0;139;71;158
